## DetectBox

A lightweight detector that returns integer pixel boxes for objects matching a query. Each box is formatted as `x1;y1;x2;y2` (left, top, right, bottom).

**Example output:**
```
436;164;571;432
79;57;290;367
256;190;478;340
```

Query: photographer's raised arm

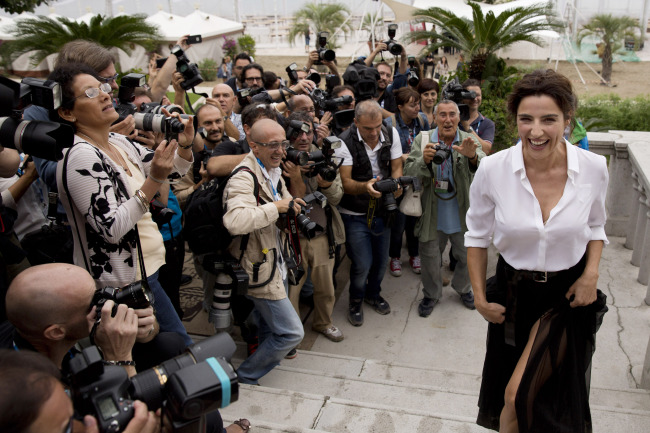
207;153;247;177
365;42;387;66
150;35;190;102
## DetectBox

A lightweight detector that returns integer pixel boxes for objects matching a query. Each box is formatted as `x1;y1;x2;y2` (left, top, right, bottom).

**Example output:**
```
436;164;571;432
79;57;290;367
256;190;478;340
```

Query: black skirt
477;256;608;433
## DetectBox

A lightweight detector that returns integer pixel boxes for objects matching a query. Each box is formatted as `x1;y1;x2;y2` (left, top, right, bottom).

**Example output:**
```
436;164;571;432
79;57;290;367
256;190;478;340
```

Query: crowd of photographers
0;28;497;432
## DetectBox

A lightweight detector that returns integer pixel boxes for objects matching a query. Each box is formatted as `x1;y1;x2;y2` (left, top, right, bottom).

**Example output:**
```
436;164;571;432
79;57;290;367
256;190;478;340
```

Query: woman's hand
476;300;506;324
161;108;194;148
566;270;598;307
149;139;177;181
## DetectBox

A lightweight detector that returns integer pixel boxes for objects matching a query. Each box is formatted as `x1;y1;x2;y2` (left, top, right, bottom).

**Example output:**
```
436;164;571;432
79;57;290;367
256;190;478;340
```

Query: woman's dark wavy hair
48;62;99;130
417;78;439;95
507;69;577;122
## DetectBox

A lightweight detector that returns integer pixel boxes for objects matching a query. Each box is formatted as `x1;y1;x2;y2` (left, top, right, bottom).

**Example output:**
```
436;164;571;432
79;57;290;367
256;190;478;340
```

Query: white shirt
335;126;403;215
464;140;608;272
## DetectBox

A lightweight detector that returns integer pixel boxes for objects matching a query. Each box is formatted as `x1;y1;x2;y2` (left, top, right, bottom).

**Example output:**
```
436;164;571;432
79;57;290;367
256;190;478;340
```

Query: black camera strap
324;206;336;259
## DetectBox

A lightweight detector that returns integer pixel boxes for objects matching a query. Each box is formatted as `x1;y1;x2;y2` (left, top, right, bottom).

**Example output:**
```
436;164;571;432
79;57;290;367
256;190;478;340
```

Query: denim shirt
385;111;430;154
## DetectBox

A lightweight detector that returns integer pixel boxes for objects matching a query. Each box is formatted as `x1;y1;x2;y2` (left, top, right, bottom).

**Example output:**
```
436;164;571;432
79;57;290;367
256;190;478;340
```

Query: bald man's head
211;83;236;116
6;264;96;341
248;119;286;169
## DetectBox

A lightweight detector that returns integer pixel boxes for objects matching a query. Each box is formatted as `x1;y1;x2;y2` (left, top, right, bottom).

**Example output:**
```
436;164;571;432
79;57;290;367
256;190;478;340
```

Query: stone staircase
220;347;650;433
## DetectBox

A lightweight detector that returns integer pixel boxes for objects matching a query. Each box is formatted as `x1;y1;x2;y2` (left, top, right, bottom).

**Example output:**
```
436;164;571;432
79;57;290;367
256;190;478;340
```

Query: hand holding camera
82;400;161;433
274;197;306;215
366;177;382;198
94;300;138;363
134;306;157;342
423;142;437;165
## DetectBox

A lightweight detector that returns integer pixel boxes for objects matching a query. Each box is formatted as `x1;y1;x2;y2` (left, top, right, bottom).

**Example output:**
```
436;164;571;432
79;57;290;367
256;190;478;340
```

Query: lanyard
256;158;280;200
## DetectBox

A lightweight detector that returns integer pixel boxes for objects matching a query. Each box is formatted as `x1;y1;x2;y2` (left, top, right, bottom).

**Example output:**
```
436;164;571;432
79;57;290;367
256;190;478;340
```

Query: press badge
435;179;450;194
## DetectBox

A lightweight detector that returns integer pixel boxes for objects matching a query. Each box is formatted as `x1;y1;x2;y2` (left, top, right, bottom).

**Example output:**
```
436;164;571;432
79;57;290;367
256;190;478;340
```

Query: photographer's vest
339;124;393;214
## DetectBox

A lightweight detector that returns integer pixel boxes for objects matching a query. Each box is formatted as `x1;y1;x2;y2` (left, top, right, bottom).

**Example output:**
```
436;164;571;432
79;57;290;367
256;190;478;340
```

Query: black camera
133;112;185;143
384;24;403;56
236;86;266;108
69;333;238;433
408;70;419;87
342;61;379;101
90;282;153;321
149;196;176;227
432;144;451;165
373;176;422;212
441;78;476;121
113;73;146;124
171;46;204;90
285;146;309;166
306;136;343;182
278;201;319;239
314;31;336;65
202;257;250;332
0;75;73;161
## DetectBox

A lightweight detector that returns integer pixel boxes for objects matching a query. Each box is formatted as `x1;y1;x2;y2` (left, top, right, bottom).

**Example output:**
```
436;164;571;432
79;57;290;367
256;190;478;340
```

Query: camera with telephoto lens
69;333;238;433
171;45;203;90
408;70;419;87
278;200;319;239
139;102;185;115
236;86;266;108
90;282;153;322
285;120;311;165
373;176;423;212
149;193;176;228
306;136;343;182
441;78;476;121
432;144;451;165
383;24;403;56
314;31;336;65
0;75;73;161
113;73;146;124
133;112;185;143
202;257;250;332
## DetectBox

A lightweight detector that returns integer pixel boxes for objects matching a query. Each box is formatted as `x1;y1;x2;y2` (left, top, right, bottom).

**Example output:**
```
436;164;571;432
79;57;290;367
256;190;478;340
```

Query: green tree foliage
577;14;638;84
0;0;49;14
198;58;218;82
287;2;351;48
237;34;256;58
409;1;562;80
2;14;161;67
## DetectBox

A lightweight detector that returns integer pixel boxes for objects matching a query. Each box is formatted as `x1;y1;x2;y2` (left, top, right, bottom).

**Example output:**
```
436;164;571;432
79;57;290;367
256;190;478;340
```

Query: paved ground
298;236;650;392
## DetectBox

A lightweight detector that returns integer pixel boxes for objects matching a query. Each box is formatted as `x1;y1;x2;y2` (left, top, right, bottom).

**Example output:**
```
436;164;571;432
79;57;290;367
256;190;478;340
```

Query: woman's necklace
77;132;132;176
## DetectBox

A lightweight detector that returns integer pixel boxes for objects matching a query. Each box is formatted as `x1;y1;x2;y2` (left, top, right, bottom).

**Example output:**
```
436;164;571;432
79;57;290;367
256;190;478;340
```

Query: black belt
502;262;563;283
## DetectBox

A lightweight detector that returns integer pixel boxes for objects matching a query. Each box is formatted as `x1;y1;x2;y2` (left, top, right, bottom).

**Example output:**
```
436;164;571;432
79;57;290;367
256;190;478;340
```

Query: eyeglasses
245;76;263;83
73;82;113;101
98;73;119;84
253;140;289;150
299;107;316;113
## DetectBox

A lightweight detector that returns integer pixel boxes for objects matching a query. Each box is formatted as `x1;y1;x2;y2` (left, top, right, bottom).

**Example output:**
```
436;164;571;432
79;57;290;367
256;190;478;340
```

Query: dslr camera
441;78;476;121
69;333;238;433
114;73;147;123
306;136;343;182
277;198;319;240
133;111;185;143
373;176;422;212
0;75;73;161
383;24;403;56
171;45;204;90
90;281;153;321
431;144;451;165
314;31;336;65
202;257;250;332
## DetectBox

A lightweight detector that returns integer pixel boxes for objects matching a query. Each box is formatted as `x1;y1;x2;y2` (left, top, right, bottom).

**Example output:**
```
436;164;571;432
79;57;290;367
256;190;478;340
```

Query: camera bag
184;166;260;257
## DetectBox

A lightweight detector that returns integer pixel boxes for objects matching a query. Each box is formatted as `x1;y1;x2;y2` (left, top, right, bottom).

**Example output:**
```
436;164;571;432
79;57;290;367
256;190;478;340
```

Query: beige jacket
223;151;292;300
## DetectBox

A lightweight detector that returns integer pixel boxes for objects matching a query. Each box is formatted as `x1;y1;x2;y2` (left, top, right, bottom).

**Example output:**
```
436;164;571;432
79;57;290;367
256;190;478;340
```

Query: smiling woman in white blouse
465;70;609;433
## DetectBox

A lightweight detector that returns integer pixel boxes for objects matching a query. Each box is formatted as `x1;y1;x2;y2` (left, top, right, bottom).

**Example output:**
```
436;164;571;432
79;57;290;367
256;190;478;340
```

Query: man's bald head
287;95;315;119
6;264;96;339
211;83;236;116
249;118;286;169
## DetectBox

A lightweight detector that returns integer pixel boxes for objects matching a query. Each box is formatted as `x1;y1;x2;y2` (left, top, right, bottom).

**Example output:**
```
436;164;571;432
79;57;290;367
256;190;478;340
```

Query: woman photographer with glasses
50;63;194;346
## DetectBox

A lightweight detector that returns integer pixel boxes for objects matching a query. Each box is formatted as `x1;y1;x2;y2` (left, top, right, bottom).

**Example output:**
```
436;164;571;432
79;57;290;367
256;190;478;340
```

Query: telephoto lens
209;272;234;332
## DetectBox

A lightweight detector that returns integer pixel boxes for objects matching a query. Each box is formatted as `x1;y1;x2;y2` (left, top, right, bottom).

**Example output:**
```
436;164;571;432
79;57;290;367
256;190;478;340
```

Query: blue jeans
341;213;391;302
147;271;193;346
236;295;304;385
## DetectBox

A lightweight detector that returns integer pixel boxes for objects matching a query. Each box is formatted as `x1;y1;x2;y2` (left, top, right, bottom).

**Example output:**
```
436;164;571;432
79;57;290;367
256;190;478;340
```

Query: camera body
278;201;319;239
314;31;336;65
383;24;403;56
150;197;176;227
441;78;476;121
114;73;146;124
408;70;419;87
172;46;204;90
306;136;343;182
91;281;153;321
432;144;451;165
203;257;250;331
0;75;73;161
236;86;266;108
342;61;379;102
373;176;422;212
69;333;238;433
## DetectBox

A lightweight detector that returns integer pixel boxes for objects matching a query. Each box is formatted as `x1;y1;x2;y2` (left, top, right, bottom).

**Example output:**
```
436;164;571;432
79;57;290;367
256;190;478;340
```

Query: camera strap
325;206;336;259
366;197;377;229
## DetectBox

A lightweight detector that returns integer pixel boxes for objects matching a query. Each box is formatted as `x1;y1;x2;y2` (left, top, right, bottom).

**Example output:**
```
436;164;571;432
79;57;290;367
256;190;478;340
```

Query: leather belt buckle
532;271;547;283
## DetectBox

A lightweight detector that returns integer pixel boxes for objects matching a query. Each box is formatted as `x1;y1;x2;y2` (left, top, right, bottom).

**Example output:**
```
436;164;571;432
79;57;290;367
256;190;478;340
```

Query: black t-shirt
378;88;397;113
211;139;249;157
225;76;238;94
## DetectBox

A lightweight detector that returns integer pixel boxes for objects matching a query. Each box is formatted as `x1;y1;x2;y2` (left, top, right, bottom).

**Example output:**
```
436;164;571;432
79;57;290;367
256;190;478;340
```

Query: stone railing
588;131;650;388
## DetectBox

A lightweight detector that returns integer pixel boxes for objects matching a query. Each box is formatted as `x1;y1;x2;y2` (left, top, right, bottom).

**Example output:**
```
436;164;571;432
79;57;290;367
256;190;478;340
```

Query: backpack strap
224;166;262;260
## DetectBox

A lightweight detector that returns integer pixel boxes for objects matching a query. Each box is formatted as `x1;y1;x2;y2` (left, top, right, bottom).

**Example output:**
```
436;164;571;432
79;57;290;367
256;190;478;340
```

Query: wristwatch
170;45;184;58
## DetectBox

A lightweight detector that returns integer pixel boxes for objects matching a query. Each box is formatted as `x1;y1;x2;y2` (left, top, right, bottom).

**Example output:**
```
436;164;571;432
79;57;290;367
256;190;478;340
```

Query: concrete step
224;348;650;432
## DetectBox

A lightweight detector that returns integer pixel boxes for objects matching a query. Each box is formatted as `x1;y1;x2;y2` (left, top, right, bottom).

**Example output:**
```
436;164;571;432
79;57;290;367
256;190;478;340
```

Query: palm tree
577;14;638;84
287;2;351;48
408;1;563;80
2;14;161;67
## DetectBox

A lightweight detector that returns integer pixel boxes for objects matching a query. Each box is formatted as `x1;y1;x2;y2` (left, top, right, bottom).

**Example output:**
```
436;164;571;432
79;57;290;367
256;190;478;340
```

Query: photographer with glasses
50;63;194;346
223;118;305;385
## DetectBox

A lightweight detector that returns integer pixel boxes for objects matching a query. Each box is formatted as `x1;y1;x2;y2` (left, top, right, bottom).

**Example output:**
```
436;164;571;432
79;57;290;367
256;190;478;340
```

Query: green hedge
577;94;650;132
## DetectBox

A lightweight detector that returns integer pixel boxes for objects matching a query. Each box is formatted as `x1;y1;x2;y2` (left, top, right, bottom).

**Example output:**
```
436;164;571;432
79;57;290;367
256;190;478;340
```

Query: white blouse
464;140;608;272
